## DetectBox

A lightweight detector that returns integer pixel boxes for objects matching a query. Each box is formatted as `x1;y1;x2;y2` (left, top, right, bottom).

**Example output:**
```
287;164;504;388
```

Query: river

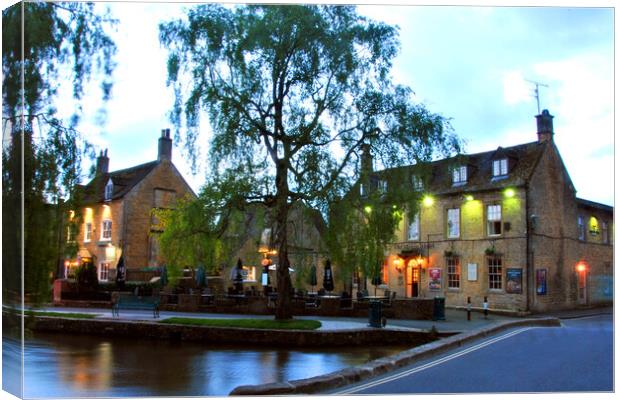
4;332;407;397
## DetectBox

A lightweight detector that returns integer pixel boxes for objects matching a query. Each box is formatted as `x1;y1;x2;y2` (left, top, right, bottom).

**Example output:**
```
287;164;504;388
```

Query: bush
76;264;99;292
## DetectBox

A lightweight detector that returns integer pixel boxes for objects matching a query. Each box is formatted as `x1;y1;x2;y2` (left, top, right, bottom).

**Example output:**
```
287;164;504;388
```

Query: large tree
160;4;459;320
2;2;116;304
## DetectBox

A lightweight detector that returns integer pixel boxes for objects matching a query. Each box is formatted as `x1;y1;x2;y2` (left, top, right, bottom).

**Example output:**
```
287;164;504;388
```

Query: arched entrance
406;258;421;298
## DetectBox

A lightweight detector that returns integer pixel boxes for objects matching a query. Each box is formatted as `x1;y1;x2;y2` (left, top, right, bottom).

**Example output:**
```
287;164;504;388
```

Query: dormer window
104;178;113;201
492;159;508;178
411;175;424;191
452;166;467;186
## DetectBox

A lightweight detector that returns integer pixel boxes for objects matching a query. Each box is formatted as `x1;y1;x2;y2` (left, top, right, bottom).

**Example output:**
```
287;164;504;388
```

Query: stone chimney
536;109;554;143
360;143;373;176
96;149;109;175
158;128;172;161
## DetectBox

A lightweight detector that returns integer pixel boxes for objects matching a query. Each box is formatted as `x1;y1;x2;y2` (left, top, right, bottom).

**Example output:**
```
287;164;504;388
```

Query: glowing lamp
393;257;404;272
576;261;587;273
464;194;474;202
422;195;434;207
364;205;372;214
504;188;516;198
261;258;271;267
415;255;425;268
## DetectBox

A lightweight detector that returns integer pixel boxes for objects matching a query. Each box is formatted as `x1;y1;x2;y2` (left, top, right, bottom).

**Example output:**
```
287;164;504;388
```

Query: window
447;257;460;289
408;213;420;241
577;216;585;241
242;266;257;282
492;159;508;177
84;222;92;242
447;208;460;238
104;179;113;201
452;166;467;185
66;225;75;243
488;257;502;290
360;183;368;197
99;262;109;281
602;221;609;244
487;205;502;236
411;175;424;190
101;220;112;240
378;179;387;194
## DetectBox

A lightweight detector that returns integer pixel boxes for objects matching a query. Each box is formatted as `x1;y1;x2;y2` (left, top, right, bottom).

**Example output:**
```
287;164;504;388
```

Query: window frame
99;262;110;282
411;175;424;191
452;166;467;185
407;212;420;241
577;215;585;241
84;222;92;242
447;256;461;289
487;204;502;236
447;208;460;239
488;256;503;290
104;179;113;201
101;219;112;241
492;159;508;177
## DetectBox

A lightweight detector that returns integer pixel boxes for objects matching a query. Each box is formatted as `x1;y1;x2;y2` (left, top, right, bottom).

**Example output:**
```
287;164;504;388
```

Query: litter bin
368;300;383;328
432;296;445;321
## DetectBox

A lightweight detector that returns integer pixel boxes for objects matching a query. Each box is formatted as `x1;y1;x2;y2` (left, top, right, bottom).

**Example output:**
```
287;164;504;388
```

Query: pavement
33;304;612;332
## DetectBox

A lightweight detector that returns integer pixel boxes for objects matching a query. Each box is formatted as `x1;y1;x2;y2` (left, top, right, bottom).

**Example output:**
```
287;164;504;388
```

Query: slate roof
77;161;159;204
369;140;548;196
576;198;613;214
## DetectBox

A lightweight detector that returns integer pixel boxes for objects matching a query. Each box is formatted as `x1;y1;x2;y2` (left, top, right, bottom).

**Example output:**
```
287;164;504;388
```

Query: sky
21;1;616;206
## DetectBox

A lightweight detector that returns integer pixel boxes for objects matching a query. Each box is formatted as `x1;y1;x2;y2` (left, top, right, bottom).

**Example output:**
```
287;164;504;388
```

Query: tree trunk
274;159;293;320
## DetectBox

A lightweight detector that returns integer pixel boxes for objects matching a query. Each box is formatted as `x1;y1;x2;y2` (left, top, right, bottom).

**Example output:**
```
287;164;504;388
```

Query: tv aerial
525;79;549;114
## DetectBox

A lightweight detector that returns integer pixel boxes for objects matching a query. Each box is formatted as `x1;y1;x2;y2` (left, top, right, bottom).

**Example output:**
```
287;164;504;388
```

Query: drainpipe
525;184;531;313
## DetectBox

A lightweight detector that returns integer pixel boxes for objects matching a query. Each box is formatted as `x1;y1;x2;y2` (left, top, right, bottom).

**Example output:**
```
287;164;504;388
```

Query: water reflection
17;332;406;397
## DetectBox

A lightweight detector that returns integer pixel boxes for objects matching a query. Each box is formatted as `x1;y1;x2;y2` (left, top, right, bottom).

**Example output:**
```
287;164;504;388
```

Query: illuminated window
602;221;609;244
488;256;502;290
452;166;467;185
577;216;585;241
66;225;75;243
447;256;460;289
104;179;113;201
101;220;112;240
242;266;257;282
84;222;92;242
447;208;460;238
99;262;109;281
492;159;508;177
408;213;420;241
487;205;502;236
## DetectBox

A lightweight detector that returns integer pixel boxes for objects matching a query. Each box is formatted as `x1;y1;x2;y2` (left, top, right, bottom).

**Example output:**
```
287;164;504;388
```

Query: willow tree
160;5;459;320
2;2;116;304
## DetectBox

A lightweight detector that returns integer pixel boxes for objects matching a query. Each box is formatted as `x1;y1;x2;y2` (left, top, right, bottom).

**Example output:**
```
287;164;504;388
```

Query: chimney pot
536;109;554;143
158;129;173;161
96;148;109;175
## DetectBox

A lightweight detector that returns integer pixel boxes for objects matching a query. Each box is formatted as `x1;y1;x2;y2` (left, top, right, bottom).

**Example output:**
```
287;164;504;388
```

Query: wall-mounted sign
506;268;523;294
467;263;477;281
429;268;442;291
536;269;547;295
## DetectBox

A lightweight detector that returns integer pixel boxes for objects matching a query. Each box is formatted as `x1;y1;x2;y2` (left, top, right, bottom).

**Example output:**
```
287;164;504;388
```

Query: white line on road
336;327;534;394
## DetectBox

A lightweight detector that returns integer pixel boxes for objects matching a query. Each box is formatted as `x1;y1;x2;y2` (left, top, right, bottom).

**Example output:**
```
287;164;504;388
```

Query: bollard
483;296;489;319
467;296;472;321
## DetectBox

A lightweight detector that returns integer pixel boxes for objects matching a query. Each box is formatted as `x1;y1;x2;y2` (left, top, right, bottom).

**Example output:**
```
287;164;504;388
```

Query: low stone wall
24;315;440;348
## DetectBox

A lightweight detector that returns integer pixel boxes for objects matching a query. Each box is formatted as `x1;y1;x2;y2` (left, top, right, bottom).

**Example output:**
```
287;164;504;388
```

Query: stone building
359;110;612;312
64;129;195;281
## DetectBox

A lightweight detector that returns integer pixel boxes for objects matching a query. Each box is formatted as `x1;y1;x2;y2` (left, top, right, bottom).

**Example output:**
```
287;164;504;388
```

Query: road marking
335;327;534;394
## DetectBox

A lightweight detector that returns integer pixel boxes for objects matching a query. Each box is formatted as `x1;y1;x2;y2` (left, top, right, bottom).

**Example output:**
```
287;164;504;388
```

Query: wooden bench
112;293;160;318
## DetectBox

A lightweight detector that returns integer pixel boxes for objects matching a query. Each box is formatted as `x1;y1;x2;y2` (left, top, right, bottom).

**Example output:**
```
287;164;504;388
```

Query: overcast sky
44;1;614;206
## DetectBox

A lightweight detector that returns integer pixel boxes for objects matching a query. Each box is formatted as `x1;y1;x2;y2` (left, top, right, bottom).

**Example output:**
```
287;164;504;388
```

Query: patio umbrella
160;266;168;287
233;258;244;294
308;265;318;293
371;264;382;296
322;259;334;294
195;265;206;288
115;252;126;290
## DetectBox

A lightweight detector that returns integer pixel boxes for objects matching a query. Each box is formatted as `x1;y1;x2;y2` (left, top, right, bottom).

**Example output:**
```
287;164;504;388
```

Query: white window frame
488;256;502;290
378;179;387;194
577;215;585;241
408;213;420;241
452;166;467;185
447;256;460;289
104;179;113;201
99;262;110;282
84;222;92;242
360;183;368;197
447;208;460;238
66;225;75;243
492;159;508;177
101;219;112;241
487;204;502;236
411;175;424;191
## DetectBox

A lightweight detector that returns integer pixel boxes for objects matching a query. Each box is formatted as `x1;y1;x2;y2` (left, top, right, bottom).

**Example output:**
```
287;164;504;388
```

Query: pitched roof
77;161;159;204
371;141;547;195
576;198;613;214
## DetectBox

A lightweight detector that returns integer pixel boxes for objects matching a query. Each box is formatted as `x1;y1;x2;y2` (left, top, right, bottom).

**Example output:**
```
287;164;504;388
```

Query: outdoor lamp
415;255;425;269
576;261;588;273
393;257;404;272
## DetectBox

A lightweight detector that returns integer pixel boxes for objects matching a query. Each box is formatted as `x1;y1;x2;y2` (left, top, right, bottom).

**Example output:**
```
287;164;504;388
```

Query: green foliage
25;310;97;319
2;2;117;305
160;5;460;319
161;317;322;330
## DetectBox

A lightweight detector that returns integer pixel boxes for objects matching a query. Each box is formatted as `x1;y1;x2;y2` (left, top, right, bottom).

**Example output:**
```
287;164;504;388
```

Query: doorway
578;269;587;305
406;260;420;298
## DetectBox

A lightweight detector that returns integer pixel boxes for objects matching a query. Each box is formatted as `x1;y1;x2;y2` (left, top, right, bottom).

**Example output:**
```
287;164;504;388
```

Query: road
332;314;613;394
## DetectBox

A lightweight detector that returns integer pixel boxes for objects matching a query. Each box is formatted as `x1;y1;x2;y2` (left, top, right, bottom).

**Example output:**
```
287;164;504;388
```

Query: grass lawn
160;317;322;330
25;310;97;319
